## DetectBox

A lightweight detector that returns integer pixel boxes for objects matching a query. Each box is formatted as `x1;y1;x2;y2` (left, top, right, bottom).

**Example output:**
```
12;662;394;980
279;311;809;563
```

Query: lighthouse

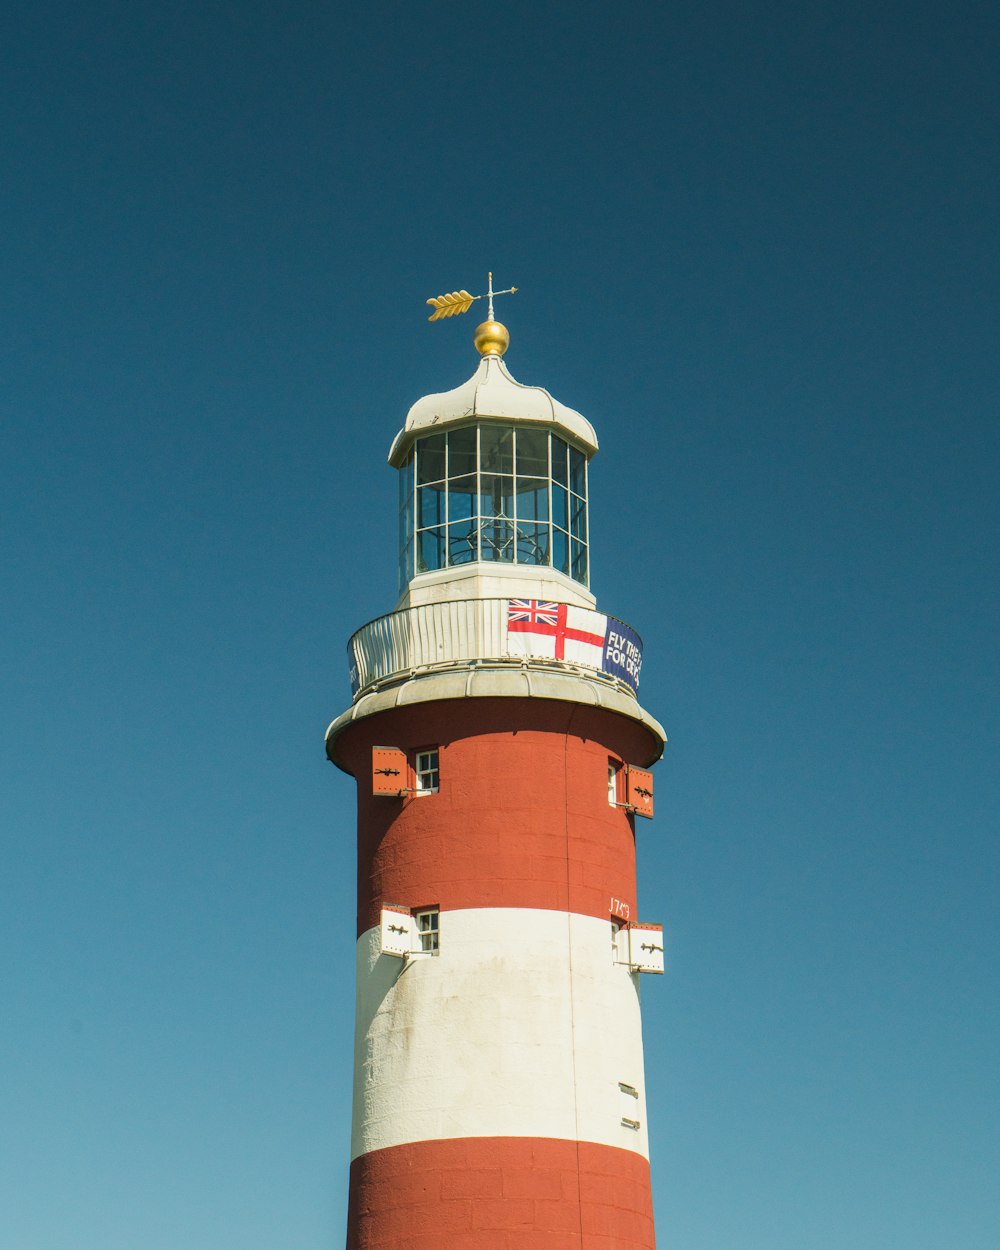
326;282;667;1249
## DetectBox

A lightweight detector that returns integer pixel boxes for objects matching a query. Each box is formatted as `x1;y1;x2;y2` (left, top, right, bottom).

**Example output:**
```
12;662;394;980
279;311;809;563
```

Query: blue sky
1;2;997;1247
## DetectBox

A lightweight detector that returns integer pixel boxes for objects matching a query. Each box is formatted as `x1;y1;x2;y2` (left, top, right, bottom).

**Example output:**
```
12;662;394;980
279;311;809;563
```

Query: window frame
608;759;623;807
413;748;440;795
413;907;440;954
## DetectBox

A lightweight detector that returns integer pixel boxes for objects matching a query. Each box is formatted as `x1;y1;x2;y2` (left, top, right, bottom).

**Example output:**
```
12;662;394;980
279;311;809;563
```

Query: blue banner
601;619;643;693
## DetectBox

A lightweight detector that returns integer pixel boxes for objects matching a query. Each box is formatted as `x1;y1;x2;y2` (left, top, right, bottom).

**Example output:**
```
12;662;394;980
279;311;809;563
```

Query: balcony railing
347;598;644;702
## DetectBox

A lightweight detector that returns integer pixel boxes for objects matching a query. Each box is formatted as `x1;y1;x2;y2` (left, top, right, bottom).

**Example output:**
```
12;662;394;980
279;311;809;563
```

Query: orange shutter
625;766;654;819
372;746;408;796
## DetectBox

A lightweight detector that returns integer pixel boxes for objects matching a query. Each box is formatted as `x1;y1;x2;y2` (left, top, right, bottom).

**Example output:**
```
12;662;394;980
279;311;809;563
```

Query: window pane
417;433;446;484
480;519;514;561
480;424;514;474
398;539;413;591
447;474;476;521
571;538;588;582
415;750;439;792
516;477;548;523
570;447;586;495
553;527;569;574
400;489;414;541
570;493;587;539
552;484;569;531
448;426;477;477
417;482;446;528
398;452;414;592
447;519;478;565
552;437;568;486
417;527;445;572
516;524;550;565
516;427;548;477
398;451;414;513
479;474;514;520
415;909;439;952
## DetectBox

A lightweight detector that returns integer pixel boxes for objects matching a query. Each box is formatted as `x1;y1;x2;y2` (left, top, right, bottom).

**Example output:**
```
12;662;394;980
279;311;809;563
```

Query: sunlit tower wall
326;311;667;1250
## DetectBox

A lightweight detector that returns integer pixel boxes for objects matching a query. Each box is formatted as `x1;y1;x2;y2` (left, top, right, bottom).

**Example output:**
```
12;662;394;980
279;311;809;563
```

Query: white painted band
351;908;651;1160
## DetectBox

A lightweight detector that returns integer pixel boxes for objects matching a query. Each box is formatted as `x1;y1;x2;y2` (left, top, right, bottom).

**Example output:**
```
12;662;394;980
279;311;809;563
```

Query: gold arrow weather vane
426;271;517;322
426;290;475;321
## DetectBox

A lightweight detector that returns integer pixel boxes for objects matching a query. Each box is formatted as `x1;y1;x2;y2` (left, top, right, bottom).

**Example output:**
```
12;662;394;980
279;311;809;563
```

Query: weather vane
426;271;518;322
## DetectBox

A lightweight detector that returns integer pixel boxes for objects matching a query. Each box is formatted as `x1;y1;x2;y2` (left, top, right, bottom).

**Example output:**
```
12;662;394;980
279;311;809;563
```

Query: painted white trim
326;666;667;765
351;908;651;1160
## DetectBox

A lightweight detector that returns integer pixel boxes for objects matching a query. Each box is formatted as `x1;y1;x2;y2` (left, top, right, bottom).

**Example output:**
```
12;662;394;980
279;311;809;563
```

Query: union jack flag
508;599;560;626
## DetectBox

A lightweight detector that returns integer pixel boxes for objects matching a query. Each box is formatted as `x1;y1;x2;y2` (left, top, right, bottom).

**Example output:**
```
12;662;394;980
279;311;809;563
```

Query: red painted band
332;699;656;936
347;1136;656;1249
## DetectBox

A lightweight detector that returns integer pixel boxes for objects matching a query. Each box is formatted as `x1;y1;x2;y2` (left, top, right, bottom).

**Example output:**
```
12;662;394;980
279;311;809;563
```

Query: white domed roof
388;353;598;467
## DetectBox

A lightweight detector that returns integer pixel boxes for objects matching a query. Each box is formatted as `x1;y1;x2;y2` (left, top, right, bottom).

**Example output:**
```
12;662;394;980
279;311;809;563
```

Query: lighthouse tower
326;293;666;1250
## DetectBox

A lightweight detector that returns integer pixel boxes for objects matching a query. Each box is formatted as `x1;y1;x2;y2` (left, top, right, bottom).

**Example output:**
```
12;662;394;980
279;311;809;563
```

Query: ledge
325;662;666;764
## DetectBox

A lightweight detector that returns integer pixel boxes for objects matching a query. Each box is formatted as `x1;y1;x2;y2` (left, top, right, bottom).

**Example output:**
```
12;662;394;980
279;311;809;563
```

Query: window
414;749;439;794
414;908;439;953
398;424;589;592
608;761;620;806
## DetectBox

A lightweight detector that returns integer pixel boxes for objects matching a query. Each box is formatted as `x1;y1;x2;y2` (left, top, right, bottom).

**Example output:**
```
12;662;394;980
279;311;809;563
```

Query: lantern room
396;422;589;589
388;347;600;611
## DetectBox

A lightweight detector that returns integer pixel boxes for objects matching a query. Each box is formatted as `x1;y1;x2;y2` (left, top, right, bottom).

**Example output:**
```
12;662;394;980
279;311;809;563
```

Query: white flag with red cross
506;600;608;670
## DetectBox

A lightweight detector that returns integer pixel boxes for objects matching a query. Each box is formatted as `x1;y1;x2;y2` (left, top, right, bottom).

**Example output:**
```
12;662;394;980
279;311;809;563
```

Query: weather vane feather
426;272;517;322
426;290;475;321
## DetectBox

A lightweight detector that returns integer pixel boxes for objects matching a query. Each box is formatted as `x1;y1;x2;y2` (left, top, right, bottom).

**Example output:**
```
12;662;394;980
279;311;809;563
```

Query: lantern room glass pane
571;538;587;581
570;494;587;539
516;477;548;523
569;447;586;494
480;425;514;474
552;527;569;574
480;519;514;561
399;539;413;589
398;451;415;594
479;474;514;521
448;519;478;565
552;437;569;486
516;427;549;477
417;433;446;484
552;484;568;531
448;475;476;521
417;526;445;572
517;524;550;564
417;482;446;528
449;426;477;477
398;451;414;512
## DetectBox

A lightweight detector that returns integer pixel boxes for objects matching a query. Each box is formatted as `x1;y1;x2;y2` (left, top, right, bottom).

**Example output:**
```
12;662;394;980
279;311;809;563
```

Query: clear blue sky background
1;3;997;1248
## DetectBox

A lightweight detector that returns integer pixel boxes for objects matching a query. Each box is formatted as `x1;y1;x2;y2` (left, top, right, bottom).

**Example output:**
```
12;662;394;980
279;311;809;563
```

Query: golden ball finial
474;319;509;357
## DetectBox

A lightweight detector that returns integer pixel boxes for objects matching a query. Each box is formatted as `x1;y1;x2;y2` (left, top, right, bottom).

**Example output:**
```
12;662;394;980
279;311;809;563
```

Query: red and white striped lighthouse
326;301;666;1249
